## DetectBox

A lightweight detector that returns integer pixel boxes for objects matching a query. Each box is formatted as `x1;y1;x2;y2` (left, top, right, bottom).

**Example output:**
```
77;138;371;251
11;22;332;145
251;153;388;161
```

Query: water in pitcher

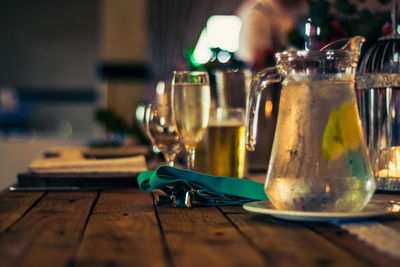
265;75;375;212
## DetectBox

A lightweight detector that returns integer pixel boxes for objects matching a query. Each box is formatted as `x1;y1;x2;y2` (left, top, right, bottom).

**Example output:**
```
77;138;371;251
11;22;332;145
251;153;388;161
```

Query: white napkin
28;148;148;174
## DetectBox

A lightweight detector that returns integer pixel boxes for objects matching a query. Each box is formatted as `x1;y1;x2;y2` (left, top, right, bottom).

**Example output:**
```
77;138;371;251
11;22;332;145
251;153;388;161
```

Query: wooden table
0;188;399;266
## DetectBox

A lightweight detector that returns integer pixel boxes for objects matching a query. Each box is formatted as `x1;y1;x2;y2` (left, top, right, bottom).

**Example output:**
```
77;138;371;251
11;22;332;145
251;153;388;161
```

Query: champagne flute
145;103;181;166
171;71;211;169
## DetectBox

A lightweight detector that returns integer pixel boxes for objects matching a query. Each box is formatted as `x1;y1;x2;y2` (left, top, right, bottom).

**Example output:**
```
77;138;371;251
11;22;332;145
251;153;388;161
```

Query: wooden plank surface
0;189;45;232
156;204;267;267
226;213;366;267
0;191;97;267
221;193;400;266
0;188;398;267
301;193;400;266
218;205;247;214
75;189;166;267
304;222;400;266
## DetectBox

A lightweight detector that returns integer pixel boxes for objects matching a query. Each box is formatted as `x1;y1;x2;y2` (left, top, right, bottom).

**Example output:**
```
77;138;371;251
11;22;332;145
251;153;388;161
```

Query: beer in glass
206;108;246;178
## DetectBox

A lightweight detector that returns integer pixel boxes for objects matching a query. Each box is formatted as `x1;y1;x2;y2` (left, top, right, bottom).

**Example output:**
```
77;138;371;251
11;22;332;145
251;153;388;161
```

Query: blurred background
0;0;395;188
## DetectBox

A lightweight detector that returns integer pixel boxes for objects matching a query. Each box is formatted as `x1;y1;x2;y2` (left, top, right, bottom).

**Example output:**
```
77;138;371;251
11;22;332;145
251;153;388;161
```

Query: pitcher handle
245;67;282;151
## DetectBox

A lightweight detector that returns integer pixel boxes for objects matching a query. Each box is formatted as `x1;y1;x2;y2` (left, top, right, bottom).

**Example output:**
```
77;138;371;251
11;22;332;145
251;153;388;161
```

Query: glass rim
209;107;244;124
211;107;244;113
210;107;245;118
172;70;209;84
173;70;208;75
275;49;359;62
214;69;252;75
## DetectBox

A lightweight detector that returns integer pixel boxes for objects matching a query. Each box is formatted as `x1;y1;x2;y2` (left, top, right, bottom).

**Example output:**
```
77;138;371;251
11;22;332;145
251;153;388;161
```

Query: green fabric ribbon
138;166;268;206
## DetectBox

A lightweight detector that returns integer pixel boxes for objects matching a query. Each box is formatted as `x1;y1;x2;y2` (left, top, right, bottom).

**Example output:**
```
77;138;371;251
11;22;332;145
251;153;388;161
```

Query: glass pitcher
246;36;376;212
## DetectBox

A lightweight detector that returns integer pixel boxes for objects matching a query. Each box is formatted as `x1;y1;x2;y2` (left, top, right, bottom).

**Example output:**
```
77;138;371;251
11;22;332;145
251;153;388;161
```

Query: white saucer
243;200;400;222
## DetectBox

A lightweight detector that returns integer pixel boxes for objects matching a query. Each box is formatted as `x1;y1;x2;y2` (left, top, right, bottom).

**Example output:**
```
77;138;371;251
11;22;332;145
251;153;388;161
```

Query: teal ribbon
138;166;268;206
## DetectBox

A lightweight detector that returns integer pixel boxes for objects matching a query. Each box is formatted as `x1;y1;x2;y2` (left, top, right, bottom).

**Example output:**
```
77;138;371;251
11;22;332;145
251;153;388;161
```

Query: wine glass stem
164;153;175;167
186;146;196;170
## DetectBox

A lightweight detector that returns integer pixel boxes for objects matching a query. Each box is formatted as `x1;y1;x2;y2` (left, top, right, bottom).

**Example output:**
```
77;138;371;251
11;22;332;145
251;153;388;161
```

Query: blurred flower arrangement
289;0;394;52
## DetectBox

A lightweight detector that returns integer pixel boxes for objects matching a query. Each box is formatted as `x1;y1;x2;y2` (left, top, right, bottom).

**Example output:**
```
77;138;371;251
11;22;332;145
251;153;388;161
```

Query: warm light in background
325;185;330;193
264;100;273;118
0;88;19;112
207;15;241;52
156;81;168;104
193;15;241;64
377;146;400;178
156;81;165;96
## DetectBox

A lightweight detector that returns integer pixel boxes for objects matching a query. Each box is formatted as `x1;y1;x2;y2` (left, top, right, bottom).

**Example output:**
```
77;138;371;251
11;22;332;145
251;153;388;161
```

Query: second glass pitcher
246;36;376;212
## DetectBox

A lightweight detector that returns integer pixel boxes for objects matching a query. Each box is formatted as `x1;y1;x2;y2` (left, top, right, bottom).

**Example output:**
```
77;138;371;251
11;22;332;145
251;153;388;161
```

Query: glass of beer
206;107;246;178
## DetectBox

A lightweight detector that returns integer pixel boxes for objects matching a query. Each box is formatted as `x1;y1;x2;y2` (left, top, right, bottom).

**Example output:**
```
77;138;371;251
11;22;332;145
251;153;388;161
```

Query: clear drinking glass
206;107;246;178
171;71;211;169
137;104;160;153
145;104;181;166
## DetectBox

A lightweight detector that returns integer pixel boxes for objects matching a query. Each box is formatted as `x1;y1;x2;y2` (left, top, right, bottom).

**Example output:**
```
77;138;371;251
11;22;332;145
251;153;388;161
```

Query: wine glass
171;71;211;169
145;103;181;166
136;103;160;153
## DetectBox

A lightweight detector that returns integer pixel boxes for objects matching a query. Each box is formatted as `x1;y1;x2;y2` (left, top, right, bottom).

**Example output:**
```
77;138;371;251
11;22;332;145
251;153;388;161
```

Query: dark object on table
12;147;148;191
14;172;138;191
82;145;149;159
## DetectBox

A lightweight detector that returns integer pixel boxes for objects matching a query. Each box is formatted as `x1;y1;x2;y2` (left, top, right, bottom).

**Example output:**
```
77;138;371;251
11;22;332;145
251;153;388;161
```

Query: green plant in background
289;0;393;52
94;108;148;147
95;109;127;134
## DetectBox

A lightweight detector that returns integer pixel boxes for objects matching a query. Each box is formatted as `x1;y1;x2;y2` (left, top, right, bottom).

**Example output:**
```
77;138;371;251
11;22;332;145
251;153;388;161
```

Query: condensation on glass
246;36;375;212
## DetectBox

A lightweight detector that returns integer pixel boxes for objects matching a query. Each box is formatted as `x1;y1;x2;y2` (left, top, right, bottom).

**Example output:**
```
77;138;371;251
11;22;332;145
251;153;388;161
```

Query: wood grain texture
218;205;247;214
0;190;398;266
156;204;267;267
0;192;97;267
0;189;44;232
75;189;166;267
226;213;366;267
305;222;400;266
301;193;400;266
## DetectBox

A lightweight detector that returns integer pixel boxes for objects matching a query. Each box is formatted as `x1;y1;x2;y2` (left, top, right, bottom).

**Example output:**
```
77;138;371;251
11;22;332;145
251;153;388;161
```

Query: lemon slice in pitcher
338;102;361;151
322;103;362;160
322;110;344;160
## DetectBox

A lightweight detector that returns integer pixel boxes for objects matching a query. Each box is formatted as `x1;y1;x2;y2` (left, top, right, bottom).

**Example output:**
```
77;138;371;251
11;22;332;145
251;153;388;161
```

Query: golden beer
206;122;246;178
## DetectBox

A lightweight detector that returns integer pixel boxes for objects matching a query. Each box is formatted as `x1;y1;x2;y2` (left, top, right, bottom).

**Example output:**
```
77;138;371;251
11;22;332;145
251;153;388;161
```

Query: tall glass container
246;36;375;212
